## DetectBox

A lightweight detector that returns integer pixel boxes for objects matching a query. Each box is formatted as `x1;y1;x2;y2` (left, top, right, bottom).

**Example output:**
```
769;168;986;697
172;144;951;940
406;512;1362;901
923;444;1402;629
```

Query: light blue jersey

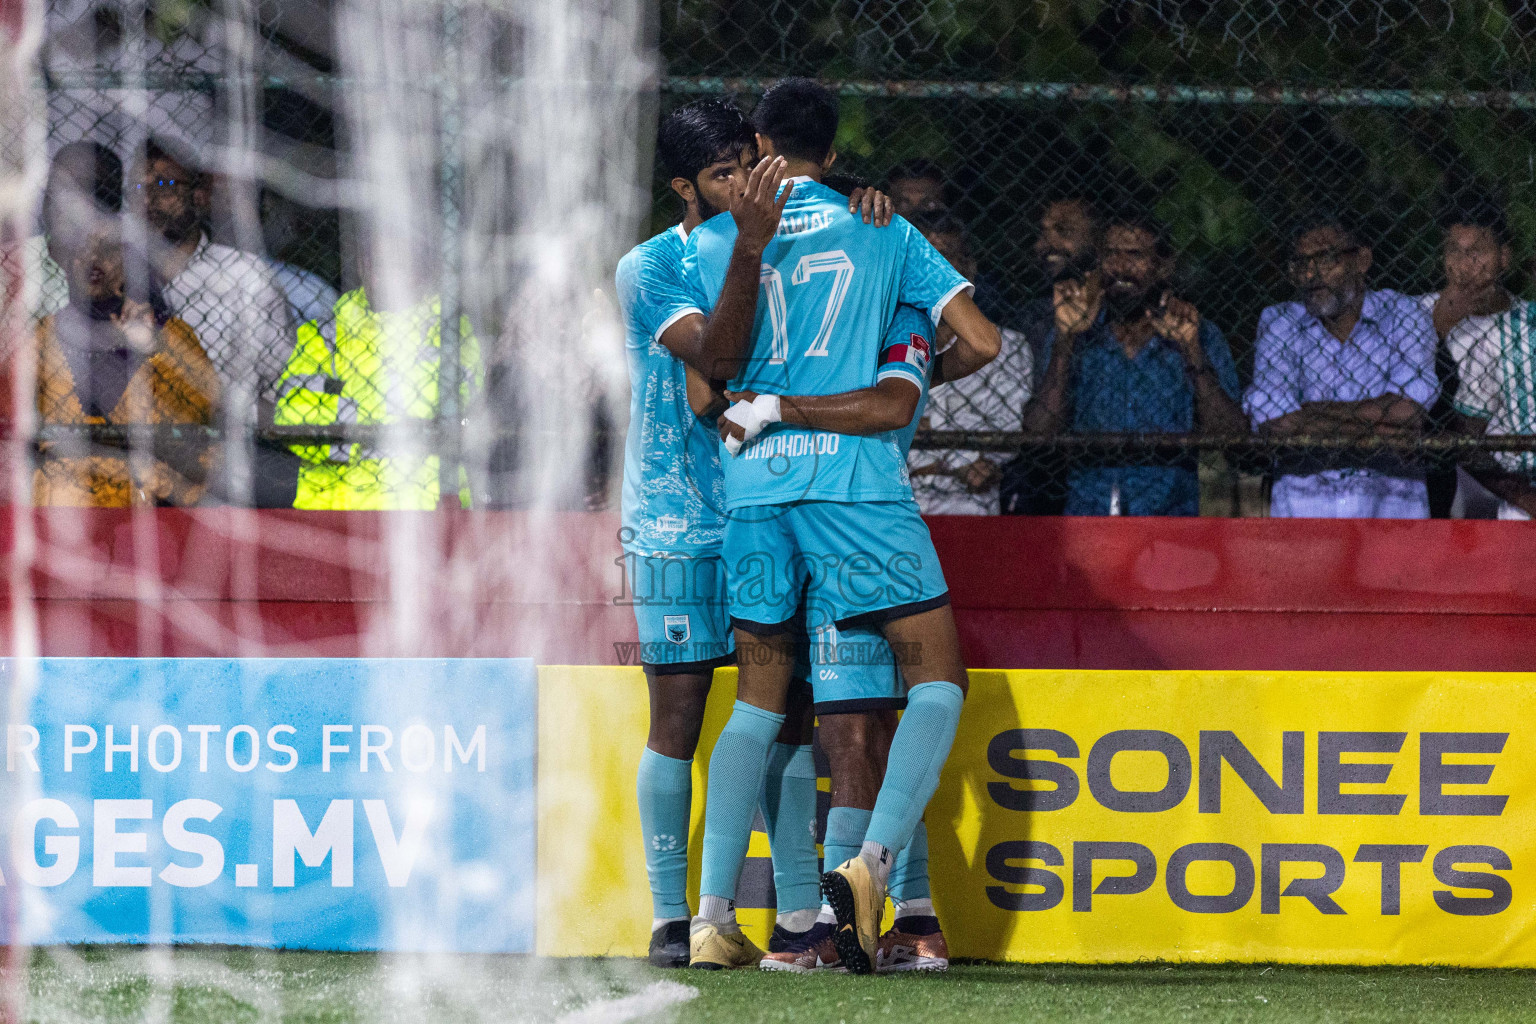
682;177;969;510
886;304;937;458
800;306;938;709
615;225;725;555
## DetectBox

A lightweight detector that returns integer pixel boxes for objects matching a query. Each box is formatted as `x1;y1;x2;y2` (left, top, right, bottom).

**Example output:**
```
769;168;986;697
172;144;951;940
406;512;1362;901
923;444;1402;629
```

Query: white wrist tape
722;394;782;456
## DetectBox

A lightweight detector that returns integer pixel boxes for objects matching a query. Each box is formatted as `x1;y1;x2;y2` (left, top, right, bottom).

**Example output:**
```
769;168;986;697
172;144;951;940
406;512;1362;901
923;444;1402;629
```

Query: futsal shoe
648;920;690;968
688;921;764;970
759;921;843;973
821;857;884;975
876;916;950;973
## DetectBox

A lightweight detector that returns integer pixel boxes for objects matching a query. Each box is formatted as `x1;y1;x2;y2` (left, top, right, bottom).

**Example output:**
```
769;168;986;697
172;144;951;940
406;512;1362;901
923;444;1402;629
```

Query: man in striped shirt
1453;297;1536;519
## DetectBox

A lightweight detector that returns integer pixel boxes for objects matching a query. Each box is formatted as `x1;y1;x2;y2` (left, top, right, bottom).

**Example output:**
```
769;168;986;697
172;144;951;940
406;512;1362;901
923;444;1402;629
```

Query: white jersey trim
876;366;926;390
929;280;975;326
652;305;705;346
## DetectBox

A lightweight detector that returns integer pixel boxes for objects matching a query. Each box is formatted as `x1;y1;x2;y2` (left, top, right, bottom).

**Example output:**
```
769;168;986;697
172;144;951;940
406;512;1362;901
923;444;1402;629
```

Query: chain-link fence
660;1;1536;518
19;2;1536;516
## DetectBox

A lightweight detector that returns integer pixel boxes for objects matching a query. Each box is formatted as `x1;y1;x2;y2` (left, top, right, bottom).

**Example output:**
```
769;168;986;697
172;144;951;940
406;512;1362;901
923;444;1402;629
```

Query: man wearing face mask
1021;206;1246;516
1245;212;1439;518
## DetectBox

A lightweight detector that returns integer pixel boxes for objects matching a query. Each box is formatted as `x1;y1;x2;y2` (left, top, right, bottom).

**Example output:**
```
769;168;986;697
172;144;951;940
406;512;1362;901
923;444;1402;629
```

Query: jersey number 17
759;249;854;363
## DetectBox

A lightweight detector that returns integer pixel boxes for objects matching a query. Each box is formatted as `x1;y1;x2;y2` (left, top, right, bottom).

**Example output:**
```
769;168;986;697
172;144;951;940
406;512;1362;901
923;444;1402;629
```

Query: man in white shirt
1416;196;1520;518
134;138;292;418
133;137;295;503
906;212;1032;514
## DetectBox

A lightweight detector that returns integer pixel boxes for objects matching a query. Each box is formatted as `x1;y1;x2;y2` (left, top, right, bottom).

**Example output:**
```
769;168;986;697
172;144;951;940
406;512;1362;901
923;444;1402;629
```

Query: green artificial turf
667;962;1536;1024
10;948;1536;1023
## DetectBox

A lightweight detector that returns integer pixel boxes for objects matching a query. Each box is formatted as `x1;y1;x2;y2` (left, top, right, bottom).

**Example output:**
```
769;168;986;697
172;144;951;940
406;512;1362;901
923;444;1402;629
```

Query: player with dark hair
681;77;1001;974
617;98;895;969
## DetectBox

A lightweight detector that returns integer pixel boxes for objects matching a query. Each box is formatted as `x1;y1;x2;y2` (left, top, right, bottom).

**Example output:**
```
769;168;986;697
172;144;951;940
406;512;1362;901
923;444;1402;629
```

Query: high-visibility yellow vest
274;287;480;510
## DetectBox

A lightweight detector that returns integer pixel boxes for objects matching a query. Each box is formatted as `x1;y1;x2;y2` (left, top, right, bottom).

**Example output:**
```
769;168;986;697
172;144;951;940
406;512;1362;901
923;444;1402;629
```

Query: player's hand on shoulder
732;156;791;252
848;187;894;227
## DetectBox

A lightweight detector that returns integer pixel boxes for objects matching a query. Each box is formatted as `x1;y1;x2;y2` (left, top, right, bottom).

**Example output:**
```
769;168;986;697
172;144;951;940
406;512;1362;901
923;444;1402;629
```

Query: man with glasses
134;137;292;504
1245;213;1439;518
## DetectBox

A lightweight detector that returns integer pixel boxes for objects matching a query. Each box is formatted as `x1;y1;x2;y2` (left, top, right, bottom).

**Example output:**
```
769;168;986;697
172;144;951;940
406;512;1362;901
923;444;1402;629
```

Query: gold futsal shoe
688;921;764;970
876;916;950;973
821;856;885;975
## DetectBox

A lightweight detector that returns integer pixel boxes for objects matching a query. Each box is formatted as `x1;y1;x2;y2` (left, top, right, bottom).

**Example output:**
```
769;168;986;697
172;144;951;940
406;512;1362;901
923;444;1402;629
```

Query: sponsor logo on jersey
741;430;841;460
663;614;691;645
653;514;688;537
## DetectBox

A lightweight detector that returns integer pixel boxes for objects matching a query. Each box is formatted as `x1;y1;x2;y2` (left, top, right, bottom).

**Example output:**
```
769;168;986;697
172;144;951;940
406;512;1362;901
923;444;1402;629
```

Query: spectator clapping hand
1052;274;1101;338
112;297;158;354
1149;294;1202;360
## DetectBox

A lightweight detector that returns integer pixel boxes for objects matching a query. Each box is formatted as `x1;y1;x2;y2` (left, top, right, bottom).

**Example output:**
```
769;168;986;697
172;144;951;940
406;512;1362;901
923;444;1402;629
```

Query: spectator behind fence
1021;208;1245;516
272;221;481;510
9;142;122;324
908;211;1033;514
260;187;340;331
886;157;1022;333
1001;194;1101;514
33;225;219;506
1419;196;1517;518
133;137;291;426
1245;213;1439;518
885;158;947;217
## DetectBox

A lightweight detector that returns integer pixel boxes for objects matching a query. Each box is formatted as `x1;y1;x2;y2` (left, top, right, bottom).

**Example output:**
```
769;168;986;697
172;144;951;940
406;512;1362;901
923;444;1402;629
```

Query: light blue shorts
722;499;949;633
625;550;735;675
794;621;907;714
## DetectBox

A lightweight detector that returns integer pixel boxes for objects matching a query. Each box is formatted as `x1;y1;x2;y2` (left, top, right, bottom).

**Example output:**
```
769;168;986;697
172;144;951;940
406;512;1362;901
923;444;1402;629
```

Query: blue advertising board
0;658;535;952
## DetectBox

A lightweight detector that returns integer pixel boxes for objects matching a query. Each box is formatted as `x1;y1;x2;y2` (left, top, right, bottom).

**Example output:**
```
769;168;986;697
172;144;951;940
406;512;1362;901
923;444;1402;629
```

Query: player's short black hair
821;172;870;196
1440;190;1508;244
48;140;123;213
752;77;839;164
657;99;755;184
1104;204;1173;258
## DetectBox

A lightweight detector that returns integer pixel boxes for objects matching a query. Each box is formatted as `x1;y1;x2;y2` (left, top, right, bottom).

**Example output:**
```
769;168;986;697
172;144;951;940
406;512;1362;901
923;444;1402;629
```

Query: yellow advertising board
538;667;1536;966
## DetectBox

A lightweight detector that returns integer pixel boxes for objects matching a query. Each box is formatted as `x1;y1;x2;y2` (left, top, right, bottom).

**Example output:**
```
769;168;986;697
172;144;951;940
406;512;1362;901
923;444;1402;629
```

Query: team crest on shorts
663;614;691;645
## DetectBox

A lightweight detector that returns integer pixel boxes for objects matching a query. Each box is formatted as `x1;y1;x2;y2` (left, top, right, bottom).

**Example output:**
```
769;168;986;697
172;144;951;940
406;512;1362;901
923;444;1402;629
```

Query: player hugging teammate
615;80;1001;976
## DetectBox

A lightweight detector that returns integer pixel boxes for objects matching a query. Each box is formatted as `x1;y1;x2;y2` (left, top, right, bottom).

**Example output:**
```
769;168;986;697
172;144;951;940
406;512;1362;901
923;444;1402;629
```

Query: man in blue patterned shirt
1022;207;1247;515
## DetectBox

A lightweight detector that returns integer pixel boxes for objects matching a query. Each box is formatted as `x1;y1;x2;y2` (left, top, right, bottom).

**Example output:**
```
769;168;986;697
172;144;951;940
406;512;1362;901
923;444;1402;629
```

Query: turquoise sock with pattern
699;701;786;900
761;742;820;914
637;747;692;919
865;681;965;858
822;805;873;873
889;820;931;904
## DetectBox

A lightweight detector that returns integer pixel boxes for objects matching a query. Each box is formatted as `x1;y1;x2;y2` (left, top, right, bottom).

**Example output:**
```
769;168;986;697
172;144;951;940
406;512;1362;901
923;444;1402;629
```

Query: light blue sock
865;681;965;859
822;806;872;873
699;701;786;900
889;820;931;904
761;743;820;915
637;747;693;920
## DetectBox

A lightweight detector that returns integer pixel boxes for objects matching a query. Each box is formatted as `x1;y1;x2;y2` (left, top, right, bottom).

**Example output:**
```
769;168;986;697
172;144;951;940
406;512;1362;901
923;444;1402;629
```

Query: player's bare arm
658;155;790;378
685;364;729;420
931;291;1000;384
717;379;920;445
